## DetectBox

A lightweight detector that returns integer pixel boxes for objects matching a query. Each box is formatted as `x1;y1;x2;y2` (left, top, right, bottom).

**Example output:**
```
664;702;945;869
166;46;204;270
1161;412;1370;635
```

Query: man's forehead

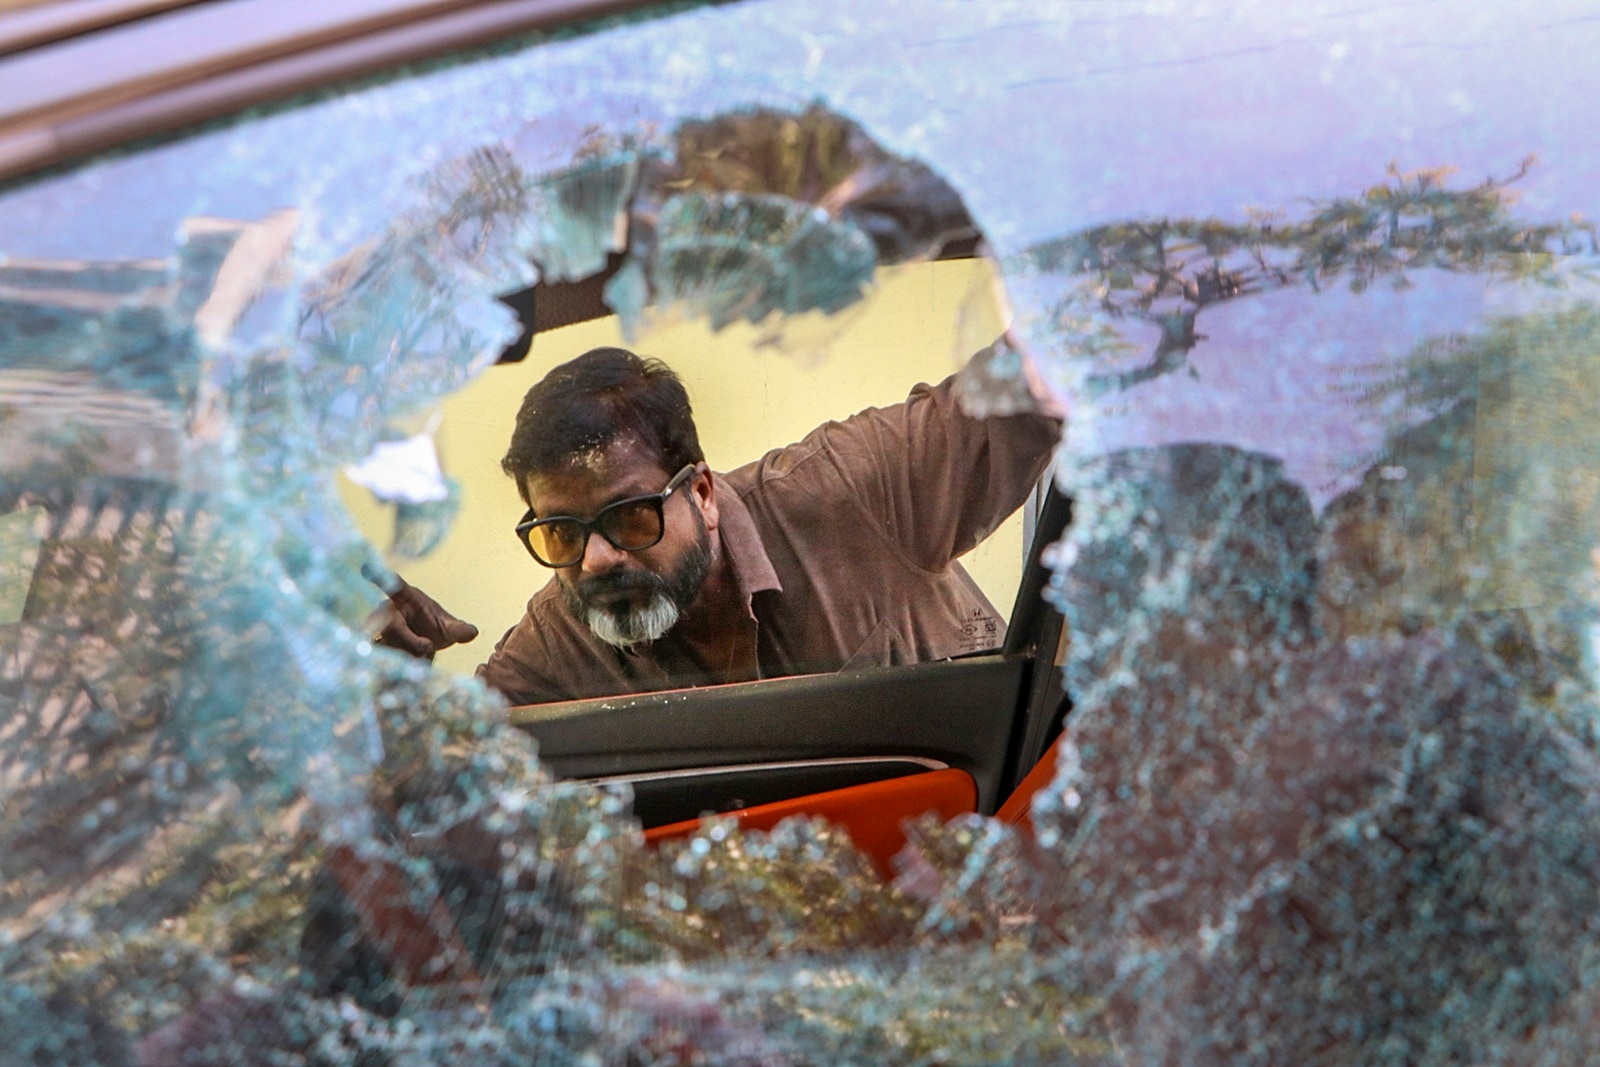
521;434;671;506
562;439;624;475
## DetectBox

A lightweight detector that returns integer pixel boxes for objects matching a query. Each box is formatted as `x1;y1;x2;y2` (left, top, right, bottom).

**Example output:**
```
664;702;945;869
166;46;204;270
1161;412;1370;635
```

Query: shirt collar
711;471;782;604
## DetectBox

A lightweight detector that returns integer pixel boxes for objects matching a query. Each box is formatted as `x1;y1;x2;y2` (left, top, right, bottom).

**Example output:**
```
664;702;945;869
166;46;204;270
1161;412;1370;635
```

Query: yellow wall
338;257;1027;676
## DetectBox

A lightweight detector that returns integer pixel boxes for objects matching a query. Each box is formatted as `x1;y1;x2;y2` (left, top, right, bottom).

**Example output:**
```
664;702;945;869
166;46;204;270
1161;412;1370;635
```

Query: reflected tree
1025;158;1598;391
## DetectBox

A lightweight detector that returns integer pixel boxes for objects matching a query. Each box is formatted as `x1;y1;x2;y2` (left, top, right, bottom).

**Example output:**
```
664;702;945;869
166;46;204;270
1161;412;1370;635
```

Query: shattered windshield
6;0;1600;1062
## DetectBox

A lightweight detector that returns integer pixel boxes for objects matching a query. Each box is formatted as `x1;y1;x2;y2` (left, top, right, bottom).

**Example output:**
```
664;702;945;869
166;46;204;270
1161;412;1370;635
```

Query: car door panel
584;755;949;827
511;654;1030;813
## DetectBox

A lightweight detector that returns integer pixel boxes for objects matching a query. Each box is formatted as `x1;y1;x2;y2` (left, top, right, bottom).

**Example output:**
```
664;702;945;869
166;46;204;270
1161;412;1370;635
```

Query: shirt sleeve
811;350;1062;573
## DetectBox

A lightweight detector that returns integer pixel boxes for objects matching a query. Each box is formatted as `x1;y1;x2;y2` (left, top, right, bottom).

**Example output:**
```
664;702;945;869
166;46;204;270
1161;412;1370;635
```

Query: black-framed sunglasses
515;464;698;568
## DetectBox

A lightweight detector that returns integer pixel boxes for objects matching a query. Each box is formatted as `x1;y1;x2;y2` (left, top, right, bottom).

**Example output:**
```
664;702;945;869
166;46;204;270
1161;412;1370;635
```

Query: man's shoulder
723;433;827;493
724;383;930;496
719;431;857;528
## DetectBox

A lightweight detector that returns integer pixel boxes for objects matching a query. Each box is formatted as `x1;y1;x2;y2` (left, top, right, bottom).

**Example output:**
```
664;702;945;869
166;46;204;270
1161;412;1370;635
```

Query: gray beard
583;593;682;649
562;512;712;650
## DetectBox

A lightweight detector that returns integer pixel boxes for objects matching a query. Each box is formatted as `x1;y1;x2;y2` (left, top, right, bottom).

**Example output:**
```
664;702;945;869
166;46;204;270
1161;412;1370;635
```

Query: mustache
574;569;664;605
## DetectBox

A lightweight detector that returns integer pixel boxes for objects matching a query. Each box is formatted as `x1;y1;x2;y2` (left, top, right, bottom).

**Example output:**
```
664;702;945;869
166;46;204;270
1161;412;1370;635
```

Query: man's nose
581;533;629;574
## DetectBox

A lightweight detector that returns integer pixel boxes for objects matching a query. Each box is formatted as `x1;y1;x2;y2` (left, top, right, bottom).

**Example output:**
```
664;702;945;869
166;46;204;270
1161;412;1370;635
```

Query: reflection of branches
1030;158;1599;392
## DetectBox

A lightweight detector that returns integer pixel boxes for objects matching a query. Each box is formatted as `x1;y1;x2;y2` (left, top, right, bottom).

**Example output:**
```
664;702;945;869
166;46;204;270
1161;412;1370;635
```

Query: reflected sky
5;0;1599;254
4;0;1597;501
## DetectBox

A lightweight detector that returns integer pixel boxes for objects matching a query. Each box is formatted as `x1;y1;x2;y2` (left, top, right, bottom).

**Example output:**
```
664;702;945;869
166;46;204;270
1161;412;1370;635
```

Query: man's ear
692;462;719;533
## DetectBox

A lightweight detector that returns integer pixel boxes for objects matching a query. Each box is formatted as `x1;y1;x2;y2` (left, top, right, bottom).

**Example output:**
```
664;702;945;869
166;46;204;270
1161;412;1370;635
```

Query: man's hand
951;270;1067;422
368;576;479;660
953;328;1066;422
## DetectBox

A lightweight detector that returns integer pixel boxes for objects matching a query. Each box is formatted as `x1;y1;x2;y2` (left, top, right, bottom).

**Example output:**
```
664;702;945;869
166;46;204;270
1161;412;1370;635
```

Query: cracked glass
5;0;1600;1063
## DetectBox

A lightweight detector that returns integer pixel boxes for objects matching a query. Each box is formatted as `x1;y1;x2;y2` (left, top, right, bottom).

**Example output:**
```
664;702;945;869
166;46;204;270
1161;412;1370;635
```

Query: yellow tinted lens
529;519;587;564
598;500;662;550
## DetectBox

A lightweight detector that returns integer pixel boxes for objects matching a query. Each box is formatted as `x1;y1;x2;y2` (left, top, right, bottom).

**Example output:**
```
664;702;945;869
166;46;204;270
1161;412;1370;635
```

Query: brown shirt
476;374;1060;706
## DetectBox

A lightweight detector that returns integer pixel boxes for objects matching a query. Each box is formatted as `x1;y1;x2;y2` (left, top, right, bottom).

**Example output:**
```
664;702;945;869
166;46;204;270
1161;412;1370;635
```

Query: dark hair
501;347;705;501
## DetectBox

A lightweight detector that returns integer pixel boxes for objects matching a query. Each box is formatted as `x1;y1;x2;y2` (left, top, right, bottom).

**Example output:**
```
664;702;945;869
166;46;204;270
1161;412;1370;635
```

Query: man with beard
380;341;1061;706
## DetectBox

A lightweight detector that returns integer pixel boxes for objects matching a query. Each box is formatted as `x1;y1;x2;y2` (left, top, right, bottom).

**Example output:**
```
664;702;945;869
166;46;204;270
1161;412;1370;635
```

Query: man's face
522;435;716;648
